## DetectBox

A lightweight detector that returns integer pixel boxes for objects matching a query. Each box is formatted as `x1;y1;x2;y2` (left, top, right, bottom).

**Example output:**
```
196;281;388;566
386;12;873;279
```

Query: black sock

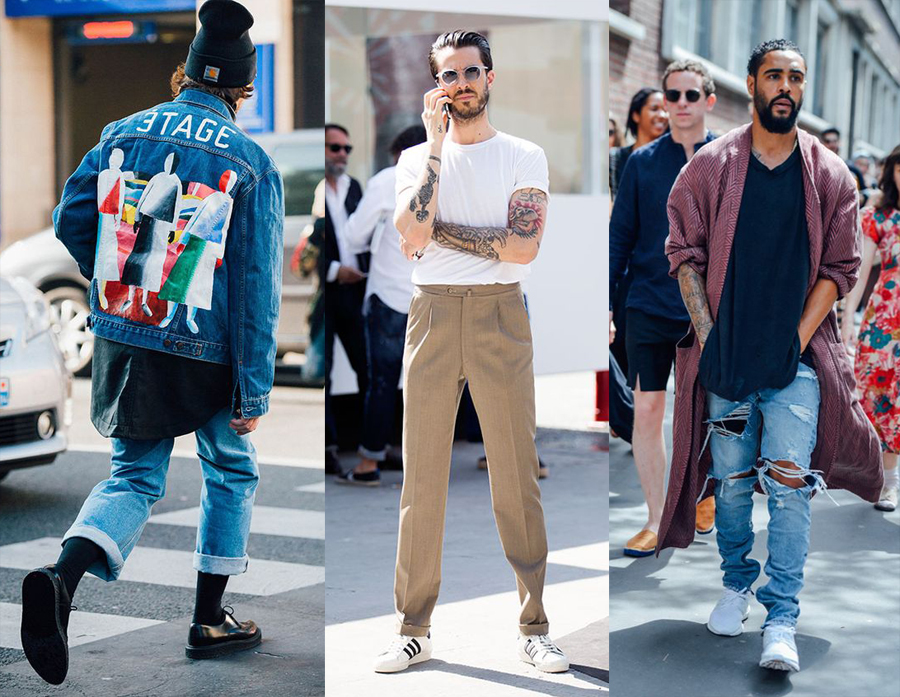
192;572;229;625
55;537;103;598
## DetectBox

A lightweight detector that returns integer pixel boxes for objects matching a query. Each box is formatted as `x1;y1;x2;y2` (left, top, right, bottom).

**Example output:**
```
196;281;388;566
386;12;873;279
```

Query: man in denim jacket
20;1;284;685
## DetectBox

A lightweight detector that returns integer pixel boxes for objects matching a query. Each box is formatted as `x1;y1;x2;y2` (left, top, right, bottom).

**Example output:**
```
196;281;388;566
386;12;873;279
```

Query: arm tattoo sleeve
409;163;438;224
432;221;509;260
508;189;547;239
677;264;714;345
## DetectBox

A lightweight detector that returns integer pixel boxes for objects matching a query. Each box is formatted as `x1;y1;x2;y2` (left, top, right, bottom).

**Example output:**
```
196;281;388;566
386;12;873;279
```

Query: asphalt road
0;378;325;696
608;386;900;697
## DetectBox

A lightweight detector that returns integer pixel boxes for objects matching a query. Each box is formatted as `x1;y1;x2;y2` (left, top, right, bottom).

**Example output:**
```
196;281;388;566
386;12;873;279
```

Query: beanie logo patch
203;65;220;83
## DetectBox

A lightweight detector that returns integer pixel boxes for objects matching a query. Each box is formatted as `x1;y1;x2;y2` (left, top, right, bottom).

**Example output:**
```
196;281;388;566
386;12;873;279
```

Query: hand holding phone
422;88;452;143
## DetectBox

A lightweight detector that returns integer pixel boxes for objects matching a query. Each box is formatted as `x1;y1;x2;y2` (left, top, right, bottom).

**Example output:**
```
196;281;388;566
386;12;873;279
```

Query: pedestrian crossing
0;495;323;652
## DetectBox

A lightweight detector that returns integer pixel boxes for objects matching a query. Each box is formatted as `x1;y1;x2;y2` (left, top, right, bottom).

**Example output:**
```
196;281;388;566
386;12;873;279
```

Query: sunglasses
436;65;488;86
664;88;703;103
327;144;353;154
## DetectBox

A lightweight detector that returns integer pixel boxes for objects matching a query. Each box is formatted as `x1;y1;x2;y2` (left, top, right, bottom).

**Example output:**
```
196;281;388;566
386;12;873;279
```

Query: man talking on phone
373;30;568;674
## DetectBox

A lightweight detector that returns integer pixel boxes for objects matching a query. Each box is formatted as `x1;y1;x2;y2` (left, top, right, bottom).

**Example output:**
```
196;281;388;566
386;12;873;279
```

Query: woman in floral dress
842;144;900;511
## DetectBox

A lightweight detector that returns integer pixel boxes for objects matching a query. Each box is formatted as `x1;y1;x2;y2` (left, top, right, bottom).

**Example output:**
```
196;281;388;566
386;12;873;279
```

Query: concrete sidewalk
325;429;609;695
608;390;900;697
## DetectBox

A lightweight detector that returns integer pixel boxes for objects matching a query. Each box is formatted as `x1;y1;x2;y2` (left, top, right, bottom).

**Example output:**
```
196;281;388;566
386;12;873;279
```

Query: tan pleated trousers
394;282;549;637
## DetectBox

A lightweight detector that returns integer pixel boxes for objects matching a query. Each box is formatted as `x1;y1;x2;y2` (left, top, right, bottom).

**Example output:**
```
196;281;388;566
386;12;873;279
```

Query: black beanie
185;0;257;88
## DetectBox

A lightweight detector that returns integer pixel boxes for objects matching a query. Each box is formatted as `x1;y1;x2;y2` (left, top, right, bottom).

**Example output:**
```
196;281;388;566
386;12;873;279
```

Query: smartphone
442;103;451;126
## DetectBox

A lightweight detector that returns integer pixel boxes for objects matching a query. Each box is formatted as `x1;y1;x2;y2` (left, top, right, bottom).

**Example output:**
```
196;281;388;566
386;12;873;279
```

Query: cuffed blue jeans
63;407;258;581
359;294;407;461
704;363;822;628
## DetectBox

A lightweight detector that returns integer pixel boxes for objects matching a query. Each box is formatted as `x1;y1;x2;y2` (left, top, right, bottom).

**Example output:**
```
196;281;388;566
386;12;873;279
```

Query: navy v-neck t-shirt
699;146;813;402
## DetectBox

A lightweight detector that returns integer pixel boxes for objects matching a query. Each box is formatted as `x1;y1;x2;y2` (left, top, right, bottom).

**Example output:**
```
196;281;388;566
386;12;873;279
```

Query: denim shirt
53;90;284;418
609;131;715;321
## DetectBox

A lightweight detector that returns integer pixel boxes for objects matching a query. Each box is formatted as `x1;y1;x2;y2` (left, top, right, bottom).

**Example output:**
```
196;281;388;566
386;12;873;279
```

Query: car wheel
44;285;93;376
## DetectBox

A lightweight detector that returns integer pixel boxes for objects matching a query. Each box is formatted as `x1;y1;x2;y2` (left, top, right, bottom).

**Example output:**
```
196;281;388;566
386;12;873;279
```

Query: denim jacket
53;90;284;418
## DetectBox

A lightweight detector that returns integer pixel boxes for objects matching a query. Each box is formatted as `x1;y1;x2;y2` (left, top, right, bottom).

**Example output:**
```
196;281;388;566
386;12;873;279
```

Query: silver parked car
0;129;323;375
0;275;71;482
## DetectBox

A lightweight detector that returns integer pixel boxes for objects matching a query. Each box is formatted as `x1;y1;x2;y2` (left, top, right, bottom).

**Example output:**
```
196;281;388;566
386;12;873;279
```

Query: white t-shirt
395;131;550;286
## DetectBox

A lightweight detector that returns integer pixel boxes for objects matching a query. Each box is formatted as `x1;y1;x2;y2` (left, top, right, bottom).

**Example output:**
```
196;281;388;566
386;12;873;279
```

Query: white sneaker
518;634;569;673
373;633;432;673
875;485;898;512
759;625;800;672
707;588;752;636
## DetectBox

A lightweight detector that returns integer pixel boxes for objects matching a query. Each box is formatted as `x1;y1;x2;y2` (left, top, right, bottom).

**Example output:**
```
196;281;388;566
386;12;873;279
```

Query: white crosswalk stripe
149;505;324;539
1;497;324;652
0;602;163;650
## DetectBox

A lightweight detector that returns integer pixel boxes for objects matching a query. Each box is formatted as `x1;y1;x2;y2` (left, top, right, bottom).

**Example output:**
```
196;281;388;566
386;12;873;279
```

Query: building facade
610;0;900;158
0;0;319;249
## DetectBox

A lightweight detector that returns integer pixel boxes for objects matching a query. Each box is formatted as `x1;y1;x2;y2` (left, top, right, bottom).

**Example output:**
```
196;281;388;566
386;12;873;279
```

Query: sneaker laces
531;634;564;657
718;588;750;610
765;625;796;644
384;635;413;656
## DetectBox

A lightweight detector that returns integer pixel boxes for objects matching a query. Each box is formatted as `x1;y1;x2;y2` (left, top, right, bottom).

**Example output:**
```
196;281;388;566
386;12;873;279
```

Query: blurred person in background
335;125;427;486
19;1;282;684
321;123;368;474
841;144;900;512
610;87;668;201
373;29;569;675
820;127;866;200
609;61;717;558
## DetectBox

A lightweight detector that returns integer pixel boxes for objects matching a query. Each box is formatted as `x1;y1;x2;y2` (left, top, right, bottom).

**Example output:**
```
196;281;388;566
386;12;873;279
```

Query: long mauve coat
660;124;884;553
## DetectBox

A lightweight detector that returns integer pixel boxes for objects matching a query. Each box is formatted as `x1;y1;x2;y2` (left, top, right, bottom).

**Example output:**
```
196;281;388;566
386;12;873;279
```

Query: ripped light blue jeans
704;363;822;628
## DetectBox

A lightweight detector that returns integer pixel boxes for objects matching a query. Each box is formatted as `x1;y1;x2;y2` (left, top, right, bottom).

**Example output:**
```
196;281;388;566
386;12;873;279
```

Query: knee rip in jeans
700;402;752;459
756;458;837;506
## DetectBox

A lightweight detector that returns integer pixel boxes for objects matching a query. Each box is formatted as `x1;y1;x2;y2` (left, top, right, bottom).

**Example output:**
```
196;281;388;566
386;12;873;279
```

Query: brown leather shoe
623;530;657;557
696;496;716;534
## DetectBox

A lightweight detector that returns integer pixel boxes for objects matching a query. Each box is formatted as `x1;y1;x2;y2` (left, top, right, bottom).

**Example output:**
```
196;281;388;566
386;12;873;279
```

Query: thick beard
755;91;800;134
450;87;490;123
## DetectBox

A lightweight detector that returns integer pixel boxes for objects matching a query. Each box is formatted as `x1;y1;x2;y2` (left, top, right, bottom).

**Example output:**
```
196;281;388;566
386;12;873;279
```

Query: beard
755;91;801;134
325;160;347;178
450;86;490;123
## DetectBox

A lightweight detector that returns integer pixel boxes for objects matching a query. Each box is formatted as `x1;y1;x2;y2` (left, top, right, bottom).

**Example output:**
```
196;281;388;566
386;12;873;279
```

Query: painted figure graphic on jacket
95;148;131;310
159;169;237;333
120;152;182;316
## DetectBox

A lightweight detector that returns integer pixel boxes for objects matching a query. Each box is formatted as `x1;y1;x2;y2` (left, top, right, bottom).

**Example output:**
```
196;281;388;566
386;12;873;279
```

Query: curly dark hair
170;62;254;112
747;39;806;78
876;144;900;214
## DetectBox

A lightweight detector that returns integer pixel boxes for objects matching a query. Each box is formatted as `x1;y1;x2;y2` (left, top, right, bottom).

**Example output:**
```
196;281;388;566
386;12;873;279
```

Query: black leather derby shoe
21;565;73;685
186;607;262;659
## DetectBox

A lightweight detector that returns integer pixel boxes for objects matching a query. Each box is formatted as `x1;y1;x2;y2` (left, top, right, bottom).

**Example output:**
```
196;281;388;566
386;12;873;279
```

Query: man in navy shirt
609;59;717;557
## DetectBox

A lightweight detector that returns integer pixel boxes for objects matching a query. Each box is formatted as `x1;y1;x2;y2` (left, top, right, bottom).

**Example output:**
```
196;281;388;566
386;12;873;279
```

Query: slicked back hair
428;30;492;79
747;39;806;78
662;59;715;96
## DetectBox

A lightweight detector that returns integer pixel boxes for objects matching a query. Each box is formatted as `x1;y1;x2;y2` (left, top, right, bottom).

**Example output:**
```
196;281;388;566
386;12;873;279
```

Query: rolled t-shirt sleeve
515;145;550;197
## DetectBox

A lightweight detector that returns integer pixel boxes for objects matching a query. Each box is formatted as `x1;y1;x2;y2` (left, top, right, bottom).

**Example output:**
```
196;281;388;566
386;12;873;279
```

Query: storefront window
325;7;598;195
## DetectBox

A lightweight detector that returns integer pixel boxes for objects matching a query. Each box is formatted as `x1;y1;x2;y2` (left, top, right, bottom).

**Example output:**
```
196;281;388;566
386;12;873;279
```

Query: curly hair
662;59;715;96
170;62;254;111
747;39;805;78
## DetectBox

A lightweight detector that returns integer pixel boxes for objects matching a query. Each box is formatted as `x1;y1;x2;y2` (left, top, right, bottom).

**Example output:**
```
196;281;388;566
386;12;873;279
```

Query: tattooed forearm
677;264;714;346
432;220;509;260
508;189;547;239
409;164;438;224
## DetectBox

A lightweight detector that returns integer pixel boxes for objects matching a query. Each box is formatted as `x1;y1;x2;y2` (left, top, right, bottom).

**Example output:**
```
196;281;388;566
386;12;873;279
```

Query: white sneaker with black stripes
373;632;432;673
518;634;570;673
